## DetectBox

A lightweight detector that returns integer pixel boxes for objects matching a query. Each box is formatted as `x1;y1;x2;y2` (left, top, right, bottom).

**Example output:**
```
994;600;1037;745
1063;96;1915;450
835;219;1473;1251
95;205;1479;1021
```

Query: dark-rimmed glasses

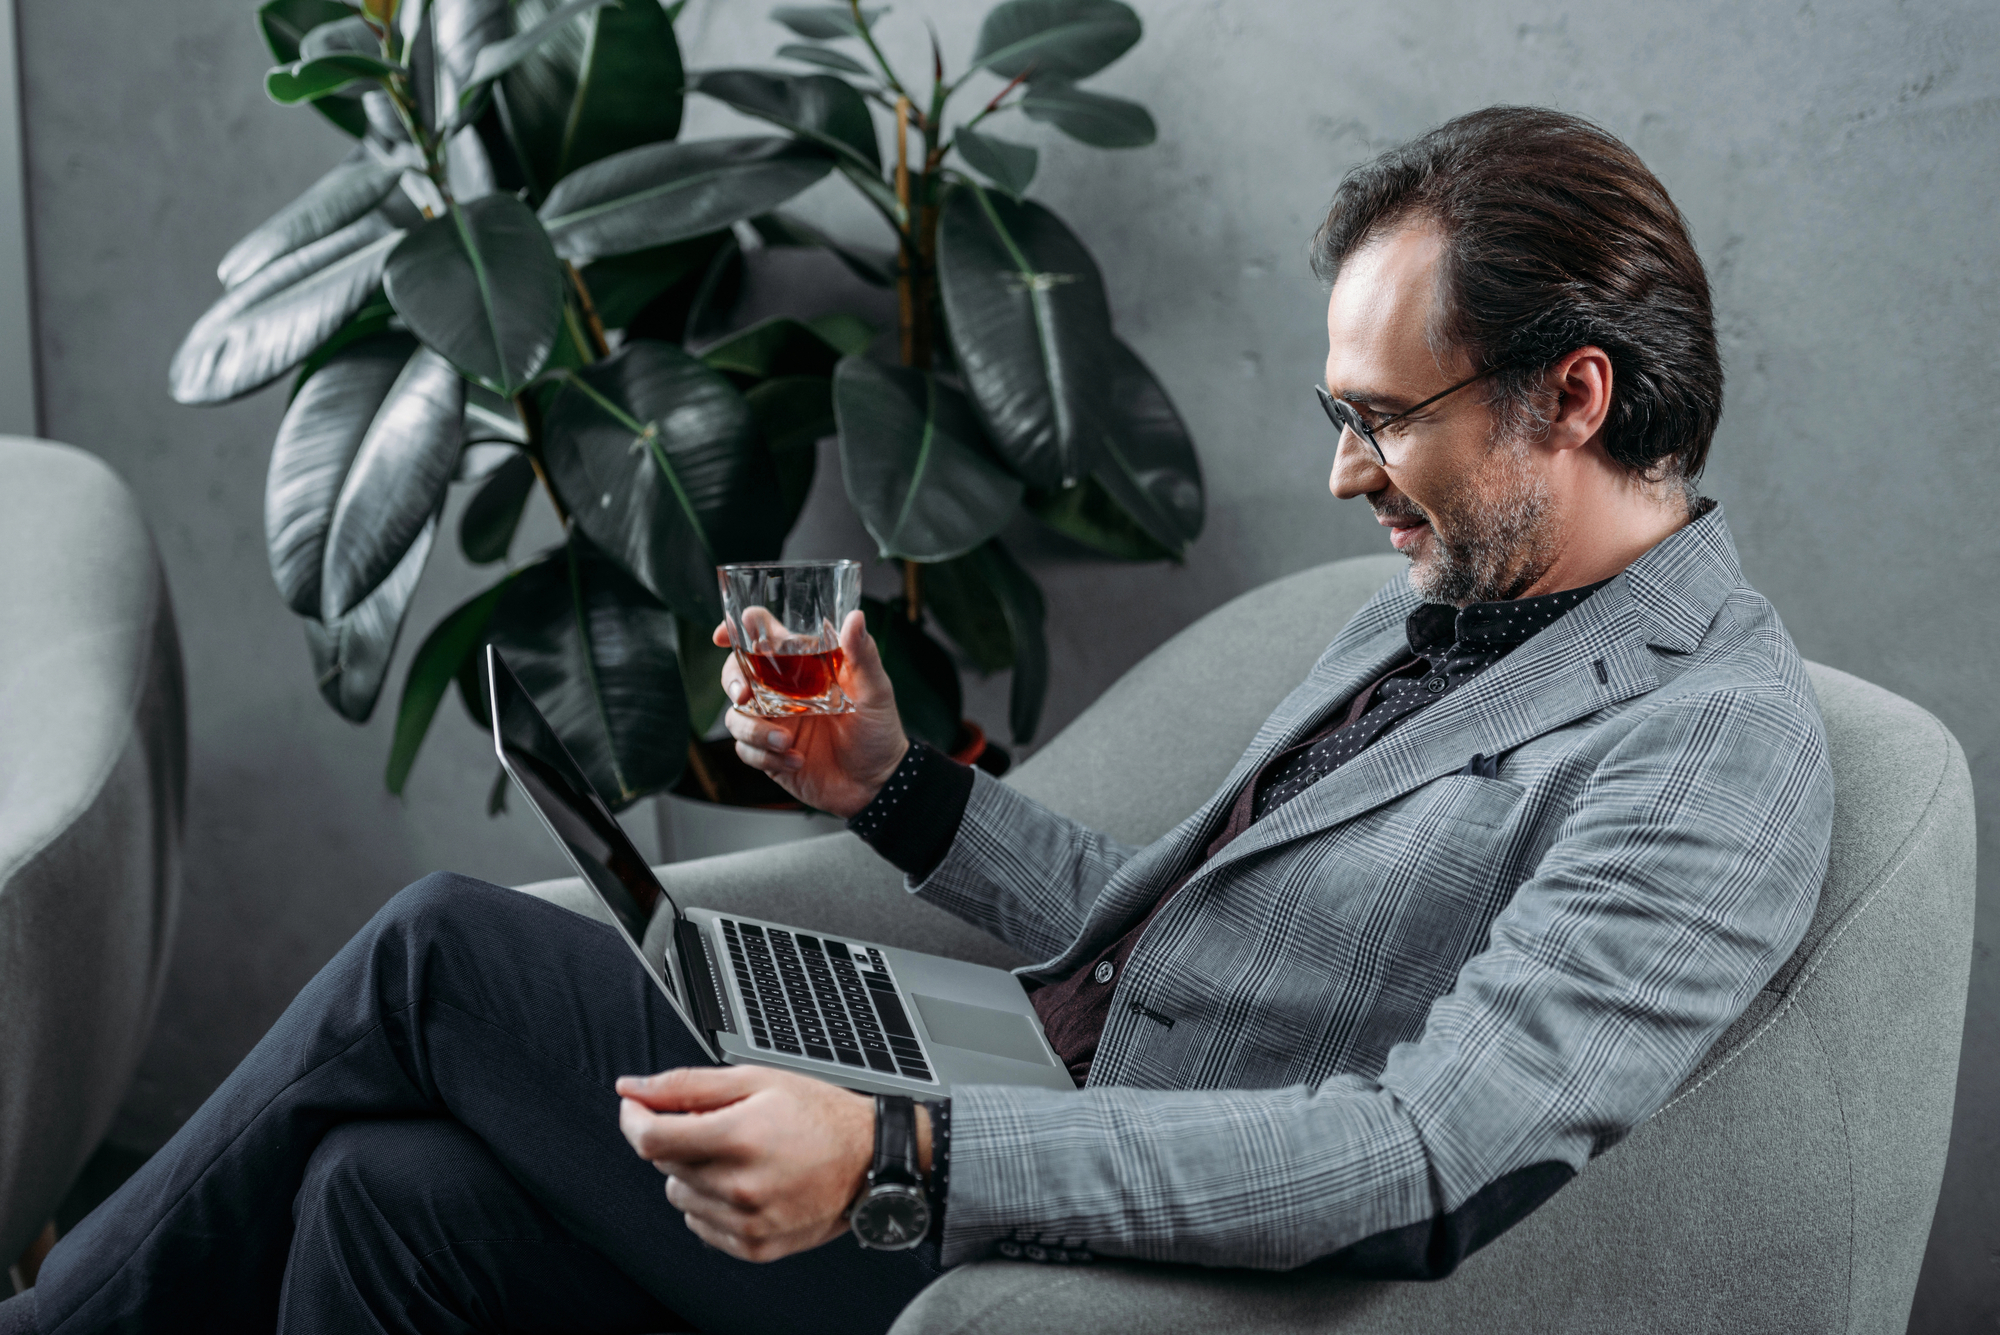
1314;363;1520;466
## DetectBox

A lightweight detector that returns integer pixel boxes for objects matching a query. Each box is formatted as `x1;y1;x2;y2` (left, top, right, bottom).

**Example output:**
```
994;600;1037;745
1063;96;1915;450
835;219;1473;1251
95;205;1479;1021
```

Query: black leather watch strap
872;1095;920;1187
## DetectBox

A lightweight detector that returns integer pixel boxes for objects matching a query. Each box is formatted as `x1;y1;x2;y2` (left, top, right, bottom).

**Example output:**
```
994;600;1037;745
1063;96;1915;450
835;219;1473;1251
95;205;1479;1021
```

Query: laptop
487;645;1077;1098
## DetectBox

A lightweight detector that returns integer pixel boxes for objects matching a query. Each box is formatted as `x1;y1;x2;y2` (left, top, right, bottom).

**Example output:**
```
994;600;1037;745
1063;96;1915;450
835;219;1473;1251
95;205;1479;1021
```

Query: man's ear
1544;346;1614;454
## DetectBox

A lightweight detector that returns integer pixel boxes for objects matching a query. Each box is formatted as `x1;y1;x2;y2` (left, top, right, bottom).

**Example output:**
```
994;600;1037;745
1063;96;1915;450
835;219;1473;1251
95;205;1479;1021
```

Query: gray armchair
517;554;1975;1334
0;437;186;1269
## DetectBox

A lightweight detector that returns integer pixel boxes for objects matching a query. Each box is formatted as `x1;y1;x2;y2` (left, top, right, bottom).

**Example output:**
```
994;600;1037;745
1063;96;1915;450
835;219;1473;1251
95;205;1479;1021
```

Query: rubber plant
171;0;1202;815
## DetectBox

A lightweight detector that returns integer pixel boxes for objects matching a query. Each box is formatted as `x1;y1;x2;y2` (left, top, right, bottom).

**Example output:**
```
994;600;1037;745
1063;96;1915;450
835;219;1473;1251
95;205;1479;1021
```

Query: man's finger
837;609;895;710
617;1065;768;1112
711;619;732;649
723;708;790;755
620;1099;749;1164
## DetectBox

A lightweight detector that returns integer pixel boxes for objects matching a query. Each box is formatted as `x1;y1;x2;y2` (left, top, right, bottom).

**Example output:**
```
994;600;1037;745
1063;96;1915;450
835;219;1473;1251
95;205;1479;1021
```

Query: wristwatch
849;1094;931;1250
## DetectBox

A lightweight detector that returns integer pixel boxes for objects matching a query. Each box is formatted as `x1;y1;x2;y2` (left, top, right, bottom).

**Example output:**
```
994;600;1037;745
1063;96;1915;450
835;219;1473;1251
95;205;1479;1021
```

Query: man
3;106;1831;1334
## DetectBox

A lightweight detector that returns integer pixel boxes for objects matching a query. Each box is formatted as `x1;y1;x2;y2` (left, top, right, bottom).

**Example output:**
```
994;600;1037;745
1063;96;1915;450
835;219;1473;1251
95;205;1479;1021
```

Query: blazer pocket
1417;773;1529;831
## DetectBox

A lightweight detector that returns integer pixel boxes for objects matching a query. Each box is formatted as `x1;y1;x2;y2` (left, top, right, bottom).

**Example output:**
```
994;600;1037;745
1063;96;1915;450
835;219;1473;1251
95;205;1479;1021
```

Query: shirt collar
1405;576;1616;655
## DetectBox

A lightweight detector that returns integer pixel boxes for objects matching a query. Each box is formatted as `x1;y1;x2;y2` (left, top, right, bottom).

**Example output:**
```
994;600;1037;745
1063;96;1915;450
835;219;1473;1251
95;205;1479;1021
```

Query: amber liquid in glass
742;646;846;701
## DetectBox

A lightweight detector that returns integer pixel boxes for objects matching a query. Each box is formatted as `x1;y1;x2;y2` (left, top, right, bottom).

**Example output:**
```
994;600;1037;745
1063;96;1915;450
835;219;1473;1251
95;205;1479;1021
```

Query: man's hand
717;609;909;818
617;1067;874;1262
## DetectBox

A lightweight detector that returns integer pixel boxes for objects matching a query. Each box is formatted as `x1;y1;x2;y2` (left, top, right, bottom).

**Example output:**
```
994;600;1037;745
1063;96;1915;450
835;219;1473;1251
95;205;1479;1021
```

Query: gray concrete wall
14;0;1993;1326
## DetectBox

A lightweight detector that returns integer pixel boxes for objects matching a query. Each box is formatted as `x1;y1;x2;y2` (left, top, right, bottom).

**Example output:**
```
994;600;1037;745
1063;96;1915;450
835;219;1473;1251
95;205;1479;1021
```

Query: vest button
1093;960;1116;985
1424;674;1447;694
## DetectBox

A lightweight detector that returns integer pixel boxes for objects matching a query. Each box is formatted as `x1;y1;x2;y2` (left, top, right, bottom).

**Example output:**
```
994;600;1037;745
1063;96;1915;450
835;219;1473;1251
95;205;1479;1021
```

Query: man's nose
1329;426;1387;499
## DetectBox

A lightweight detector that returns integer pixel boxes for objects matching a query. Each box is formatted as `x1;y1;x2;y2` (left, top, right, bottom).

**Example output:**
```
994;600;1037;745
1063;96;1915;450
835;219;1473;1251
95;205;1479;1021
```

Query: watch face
851;1185;931;1250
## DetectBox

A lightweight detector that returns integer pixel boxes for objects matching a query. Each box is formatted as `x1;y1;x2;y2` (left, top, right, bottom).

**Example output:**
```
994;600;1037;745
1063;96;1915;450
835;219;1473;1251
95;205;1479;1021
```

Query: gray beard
1405;437;1558;607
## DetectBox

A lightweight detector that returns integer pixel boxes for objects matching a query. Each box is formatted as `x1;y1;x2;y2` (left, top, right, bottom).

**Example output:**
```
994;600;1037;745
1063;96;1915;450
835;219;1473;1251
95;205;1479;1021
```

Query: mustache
1370;496;1429;525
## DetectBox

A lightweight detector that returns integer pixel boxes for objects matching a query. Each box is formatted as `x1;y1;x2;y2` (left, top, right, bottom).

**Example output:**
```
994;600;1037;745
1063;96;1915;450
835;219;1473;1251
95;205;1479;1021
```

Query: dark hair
1311;106;1722;481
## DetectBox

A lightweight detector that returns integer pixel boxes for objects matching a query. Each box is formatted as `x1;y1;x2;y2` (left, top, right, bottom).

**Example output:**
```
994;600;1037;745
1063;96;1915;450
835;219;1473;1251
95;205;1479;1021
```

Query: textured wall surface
14;0;1993;1326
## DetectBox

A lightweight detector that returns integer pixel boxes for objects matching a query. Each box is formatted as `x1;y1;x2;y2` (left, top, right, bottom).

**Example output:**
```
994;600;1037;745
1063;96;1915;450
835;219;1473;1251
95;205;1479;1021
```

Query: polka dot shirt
1252;579;1612;820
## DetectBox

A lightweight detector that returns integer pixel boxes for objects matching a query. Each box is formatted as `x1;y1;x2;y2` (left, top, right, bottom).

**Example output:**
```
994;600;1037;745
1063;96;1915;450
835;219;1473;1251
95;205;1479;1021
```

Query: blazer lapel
1045;583;1419;967
1193;575;1661;879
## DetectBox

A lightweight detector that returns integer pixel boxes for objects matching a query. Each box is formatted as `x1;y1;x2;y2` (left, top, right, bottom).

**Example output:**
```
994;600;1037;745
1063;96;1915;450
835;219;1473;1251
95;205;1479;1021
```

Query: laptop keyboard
718;919;935;1084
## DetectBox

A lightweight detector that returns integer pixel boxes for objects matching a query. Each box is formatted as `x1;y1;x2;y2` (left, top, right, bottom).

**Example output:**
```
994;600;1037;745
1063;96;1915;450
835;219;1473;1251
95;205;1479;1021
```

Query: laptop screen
486;647;682;950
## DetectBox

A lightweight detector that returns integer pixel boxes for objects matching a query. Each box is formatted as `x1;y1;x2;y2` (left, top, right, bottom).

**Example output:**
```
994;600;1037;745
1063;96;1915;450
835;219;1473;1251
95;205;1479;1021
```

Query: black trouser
36;873;939;1335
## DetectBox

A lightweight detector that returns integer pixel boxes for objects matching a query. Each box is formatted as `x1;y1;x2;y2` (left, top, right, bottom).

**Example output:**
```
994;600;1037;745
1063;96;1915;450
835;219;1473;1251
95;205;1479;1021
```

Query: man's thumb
839;609;895;708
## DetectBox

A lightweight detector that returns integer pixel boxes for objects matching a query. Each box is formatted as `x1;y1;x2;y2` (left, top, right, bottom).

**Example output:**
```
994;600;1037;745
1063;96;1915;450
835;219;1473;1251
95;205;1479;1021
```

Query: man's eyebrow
1330;385;1414;414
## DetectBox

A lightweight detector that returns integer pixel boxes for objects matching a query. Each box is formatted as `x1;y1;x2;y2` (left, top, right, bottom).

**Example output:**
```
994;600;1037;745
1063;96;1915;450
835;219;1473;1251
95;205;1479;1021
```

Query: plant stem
565;262;611;356
902;558;923;621
895;96;917;365
513;391;569;529
849;0;912;103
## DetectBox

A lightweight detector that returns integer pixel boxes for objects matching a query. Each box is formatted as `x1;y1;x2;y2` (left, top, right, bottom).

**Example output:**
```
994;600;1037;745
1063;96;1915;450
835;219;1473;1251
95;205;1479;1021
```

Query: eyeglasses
1314;363;1520;467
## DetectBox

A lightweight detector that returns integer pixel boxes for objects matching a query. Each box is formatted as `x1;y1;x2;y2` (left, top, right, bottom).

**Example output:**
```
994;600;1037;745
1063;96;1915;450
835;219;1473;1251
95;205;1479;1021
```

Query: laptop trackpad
911;994;1051;1066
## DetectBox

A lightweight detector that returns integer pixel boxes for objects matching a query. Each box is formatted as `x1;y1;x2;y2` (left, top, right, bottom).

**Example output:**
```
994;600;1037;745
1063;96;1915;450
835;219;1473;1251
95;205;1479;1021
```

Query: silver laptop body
487;645;1075;1099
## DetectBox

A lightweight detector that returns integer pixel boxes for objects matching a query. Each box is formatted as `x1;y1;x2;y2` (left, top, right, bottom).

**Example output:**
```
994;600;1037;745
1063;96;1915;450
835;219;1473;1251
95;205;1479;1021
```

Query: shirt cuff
845;741;975;881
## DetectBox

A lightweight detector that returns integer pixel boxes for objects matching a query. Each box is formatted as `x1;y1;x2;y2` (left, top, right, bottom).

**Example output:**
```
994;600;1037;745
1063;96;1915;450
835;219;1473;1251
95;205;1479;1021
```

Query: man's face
1323;224;1554;606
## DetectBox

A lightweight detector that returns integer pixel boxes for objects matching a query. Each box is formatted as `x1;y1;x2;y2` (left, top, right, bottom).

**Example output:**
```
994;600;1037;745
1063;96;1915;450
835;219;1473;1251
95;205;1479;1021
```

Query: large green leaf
1089;335;1202;553
259;0;371;135
454;0;614;123
305;513;438;722
971;0;1140;81
491;0;588;198
482;0;682;194
952;126;1036;199
922;539;1047;741
935;182;1116;488
777;42;868;75
459;448;539;563
267;18;401;103
268;333;410;616
385;576;508;793
691;69;879;171
267;335;466;621
289;292;396;401
259;0;359;64
554;0;684;175
218;154;404;289
1020;79;1155;147
1023;474;1172;559
863;596;960;750
833;357;1023;561
538;136;833;262
698;314;846;381
676;612;732;735
769;5;884;40
539;339;785;622
477;536;689;808
172;215;405;404
383;193;564;395
431;0;513;111
743;376;829;530
750;211;893;287
577;232;727;329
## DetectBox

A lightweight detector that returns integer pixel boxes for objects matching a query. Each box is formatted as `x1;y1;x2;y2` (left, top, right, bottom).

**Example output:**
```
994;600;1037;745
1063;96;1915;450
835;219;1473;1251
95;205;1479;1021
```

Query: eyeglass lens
1314;385;1386;465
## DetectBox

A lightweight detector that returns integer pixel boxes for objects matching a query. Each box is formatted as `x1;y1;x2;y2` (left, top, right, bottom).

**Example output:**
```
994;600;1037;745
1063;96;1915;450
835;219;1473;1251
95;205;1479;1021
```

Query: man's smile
1384;517;1431;551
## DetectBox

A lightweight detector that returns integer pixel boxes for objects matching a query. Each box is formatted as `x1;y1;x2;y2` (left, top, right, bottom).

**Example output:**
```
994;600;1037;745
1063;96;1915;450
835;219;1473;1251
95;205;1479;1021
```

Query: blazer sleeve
908;768;1147;965
935;682;1835;1271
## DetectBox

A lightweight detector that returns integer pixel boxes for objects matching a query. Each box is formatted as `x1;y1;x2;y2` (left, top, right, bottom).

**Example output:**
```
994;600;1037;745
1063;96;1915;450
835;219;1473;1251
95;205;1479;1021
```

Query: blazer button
1093;960;1116;984
1024;1244;1048;1262
998;1240;1023;1259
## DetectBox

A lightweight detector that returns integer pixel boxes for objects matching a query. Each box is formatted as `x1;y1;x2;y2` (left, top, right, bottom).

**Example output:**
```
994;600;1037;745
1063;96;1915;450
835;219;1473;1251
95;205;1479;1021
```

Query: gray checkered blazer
914;507;1834;1271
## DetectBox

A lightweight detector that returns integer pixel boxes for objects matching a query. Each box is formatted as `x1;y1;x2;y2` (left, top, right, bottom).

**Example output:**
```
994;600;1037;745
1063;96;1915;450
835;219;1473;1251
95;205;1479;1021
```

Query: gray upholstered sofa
517;553;1975;1334
0;437;186;1270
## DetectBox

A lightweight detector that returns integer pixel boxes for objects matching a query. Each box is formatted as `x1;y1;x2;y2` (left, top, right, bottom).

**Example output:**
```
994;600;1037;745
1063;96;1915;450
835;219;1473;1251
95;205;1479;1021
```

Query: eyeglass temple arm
1374;361;1521;430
